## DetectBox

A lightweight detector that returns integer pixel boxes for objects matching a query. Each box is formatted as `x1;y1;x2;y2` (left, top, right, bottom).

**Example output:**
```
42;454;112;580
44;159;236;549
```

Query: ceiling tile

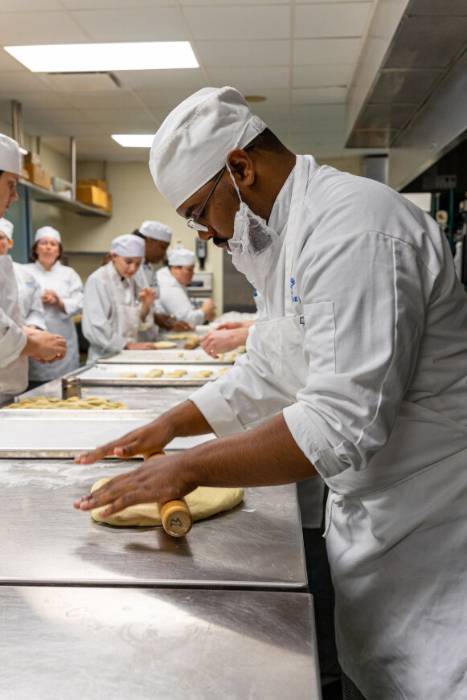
205;66;290;91
293;64;352;87
294;3;372;38
26;108;96;124
3;92;75;109
184;5;290;40
71;7;189;41
115;68;205;91
0;71;51;94
0;0;63;9
136;87;206;112
193;40;289;68
293;86;347;103
180;0;285;4
294;37;362;64
65;90;144;109
0;12;88;44
63;0;175;8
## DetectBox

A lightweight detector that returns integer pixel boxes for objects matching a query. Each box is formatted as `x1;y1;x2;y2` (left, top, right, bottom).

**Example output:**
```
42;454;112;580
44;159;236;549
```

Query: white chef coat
134;262;160;342
12;262;46;329
191;155;467;698
156;266;205;327
0;256;27;402
82;261;156;363
25;260;83;381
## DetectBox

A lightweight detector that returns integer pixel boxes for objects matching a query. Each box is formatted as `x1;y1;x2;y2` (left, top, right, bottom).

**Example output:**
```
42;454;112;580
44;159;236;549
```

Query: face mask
226;165;281;292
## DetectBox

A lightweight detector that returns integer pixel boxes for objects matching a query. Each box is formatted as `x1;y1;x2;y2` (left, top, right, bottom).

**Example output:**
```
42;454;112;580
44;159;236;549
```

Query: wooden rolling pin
160;499;192;537
152;452;192;537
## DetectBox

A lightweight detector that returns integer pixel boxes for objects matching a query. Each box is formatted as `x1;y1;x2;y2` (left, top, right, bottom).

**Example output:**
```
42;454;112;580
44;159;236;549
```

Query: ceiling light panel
4;42;198;72
112;134;154;147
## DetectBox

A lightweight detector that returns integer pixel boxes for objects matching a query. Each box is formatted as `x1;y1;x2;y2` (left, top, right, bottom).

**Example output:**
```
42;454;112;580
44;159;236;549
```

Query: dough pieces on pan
192;370;212;378
166;369;187;378
118;371;138;379
8;395;126;410
144;368;164;378
90;477;244;527
152;341;177;350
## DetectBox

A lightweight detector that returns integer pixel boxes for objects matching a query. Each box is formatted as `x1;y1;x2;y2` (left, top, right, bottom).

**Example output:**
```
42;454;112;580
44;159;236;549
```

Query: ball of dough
90;478;244;527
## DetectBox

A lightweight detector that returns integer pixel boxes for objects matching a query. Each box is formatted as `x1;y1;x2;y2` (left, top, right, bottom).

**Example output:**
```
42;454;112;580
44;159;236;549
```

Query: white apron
106;263;141;349
28;261;82;382
254;156;467;698
0;257;28;402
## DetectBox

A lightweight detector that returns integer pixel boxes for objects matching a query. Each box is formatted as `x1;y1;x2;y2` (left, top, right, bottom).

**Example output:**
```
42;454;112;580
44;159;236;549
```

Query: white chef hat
0;133;21;175
35;226;61;243
0;218;14;240
111;233;145;258
139;220;172;243
149;86;266;209
168;246;195;267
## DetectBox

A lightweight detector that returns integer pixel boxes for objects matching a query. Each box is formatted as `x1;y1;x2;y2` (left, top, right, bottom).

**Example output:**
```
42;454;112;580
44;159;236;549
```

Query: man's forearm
179;412;316;489
163;399;213;438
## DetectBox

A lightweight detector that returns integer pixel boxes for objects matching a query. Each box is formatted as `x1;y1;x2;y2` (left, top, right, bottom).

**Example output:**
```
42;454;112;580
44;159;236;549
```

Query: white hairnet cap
168;246;195;267
0;218;14;240
139;220;172;243
111;233;145;258
149;86;266;209
35;226;61;243
0;133;21;175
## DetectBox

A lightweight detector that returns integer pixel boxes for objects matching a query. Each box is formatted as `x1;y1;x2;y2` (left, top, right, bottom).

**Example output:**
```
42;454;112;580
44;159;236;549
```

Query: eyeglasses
186;167;226;232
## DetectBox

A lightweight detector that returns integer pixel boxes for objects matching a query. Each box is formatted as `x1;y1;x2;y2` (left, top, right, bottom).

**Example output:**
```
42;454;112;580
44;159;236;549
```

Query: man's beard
212;236;230;248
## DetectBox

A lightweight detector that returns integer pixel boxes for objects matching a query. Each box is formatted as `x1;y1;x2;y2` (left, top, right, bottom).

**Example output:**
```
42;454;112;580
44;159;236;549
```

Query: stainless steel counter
0;586;321;699
0;460;307;590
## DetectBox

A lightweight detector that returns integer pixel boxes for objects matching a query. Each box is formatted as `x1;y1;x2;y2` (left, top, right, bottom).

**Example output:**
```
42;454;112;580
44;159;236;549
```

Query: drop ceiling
0;0;378;162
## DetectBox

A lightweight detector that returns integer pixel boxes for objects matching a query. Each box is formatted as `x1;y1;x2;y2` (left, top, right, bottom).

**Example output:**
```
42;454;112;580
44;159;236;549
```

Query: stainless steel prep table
0;413;215;458
0;460;307;590
0;586;321;700
66;362;231;387
15;378;195;412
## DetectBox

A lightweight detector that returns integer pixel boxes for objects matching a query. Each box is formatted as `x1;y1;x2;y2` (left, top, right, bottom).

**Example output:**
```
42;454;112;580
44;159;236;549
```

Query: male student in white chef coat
0;134;66;404
75;87;467;700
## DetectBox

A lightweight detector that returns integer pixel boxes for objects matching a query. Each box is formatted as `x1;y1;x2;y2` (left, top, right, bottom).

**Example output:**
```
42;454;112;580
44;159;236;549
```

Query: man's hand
74;400;211;465
216;321;245;330
125;342;156;350
74;452;194;516
154;313;193;331
201;327;248;356
23;328;67;362
201;298;216;322
139;287;156;316
75;415;175;464
41;289;62;308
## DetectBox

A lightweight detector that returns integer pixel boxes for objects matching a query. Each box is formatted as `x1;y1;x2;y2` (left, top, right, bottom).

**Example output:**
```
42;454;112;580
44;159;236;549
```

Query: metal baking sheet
0;414;215;458
75;363;231;387
99;348;240;364
0;586;320;700
17;381;195;412
0;460;307;590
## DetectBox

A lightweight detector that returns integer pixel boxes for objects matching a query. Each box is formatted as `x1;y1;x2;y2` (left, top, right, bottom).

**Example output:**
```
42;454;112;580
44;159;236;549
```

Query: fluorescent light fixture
4;42;198;73
112;134;154;148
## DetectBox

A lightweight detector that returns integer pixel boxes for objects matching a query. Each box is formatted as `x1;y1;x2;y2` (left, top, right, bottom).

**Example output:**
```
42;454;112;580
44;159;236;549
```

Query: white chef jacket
12;261;46;329
0;256;27;402
134;261;160;342
191;155;467;698
82;261;157;363
25;260;83;381
156;266;205;327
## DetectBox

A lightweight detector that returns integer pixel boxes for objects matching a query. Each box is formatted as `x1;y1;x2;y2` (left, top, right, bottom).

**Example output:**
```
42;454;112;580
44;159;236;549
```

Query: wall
61;160;224;311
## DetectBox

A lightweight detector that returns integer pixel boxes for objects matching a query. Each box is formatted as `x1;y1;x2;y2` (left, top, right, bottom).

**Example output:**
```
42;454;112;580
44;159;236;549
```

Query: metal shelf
19;179;111;218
